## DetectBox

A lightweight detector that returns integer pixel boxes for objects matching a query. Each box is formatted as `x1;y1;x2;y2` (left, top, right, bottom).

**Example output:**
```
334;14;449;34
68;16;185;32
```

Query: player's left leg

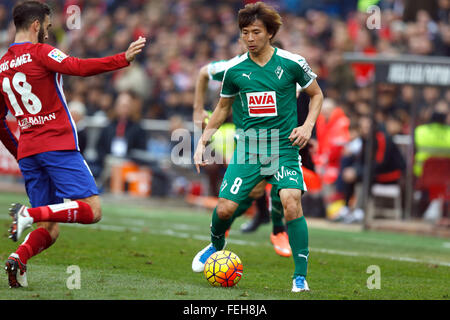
240;181;270;233
268;153;310;292
279;188;310;292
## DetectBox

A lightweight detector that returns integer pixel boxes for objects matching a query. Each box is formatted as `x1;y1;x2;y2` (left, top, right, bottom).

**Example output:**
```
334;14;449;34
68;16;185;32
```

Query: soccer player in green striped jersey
192;2;323;292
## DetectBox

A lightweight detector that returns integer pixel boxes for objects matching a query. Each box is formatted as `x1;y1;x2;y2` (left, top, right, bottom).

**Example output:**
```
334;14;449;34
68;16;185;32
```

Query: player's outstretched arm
193;96;234;173
193;65;211;129
39;37;147;77
289;80;323;149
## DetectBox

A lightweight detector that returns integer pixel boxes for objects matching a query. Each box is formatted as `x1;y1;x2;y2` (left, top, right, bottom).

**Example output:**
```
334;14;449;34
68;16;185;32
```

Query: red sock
26;201;94;224
15;228;53;265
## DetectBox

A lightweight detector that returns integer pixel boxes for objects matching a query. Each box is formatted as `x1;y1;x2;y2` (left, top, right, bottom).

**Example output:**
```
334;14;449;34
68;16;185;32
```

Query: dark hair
430;111;446;124
238;2;282;40
13;1;51;31
272;40;284;49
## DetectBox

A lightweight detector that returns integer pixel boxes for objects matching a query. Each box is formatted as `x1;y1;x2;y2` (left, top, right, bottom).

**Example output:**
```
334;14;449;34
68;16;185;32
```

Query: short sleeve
220;69;239;97
208;60;227;82
294;58;317;89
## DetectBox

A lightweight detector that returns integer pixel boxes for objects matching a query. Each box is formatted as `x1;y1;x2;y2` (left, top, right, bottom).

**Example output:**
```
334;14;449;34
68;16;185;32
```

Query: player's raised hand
289;125;312;149
193;141;208;173
125;36;147;62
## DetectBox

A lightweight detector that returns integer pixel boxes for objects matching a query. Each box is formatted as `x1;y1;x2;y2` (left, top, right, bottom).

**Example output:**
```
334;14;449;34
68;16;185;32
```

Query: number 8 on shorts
230;177;243;195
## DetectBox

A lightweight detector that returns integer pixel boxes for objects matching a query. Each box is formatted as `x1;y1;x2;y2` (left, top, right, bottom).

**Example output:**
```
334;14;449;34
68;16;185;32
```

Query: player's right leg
192;154;263;272
268;153;310;292
192;198;238;272
279;188;310;292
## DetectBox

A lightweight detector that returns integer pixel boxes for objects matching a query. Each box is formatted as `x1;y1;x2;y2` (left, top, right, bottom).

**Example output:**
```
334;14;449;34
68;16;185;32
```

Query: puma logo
298;253;309;261
242;72;252;80
289;177;298;184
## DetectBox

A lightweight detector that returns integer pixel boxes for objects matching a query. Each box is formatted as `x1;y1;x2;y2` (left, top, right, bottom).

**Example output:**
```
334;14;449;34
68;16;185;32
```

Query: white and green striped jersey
219;47;317;153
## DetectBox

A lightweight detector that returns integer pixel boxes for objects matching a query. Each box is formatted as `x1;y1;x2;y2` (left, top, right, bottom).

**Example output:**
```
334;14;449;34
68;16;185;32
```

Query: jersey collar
247;47;277;68
9;41;32;47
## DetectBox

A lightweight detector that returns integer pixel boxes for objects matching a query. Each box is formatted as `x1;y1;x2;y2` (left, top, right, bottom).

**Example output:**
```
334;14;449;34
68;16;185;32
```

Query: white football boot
192;241;227;273
292;276;310;292
8;203;34;242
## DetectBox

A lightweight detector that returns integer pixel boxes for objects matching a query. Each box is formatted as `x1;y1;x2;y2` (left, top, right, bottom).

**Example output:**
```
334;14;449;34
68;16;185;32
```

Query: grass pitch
0;192;448;300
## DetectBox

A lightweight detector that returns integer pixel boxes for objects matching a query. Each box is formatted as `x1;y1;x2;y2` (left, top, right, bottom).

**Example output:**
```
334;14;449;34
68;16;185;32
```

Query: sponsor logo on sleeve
48;49;68;63
299;59;312;75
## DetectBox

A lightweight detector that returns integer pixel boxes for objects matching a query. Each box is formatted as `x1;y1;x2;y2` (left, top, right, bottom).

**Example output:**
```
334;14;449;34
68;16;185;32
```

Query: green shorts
219;150;306;203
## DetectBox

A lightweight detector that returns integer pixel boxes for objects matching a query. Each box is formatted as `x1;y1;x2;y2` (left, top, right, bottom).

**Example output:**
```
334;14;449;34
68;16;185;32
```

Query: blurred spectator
403;0;439;23
114;63;153;101
68;100;88;155
414;99;450;221
96;90;147;173
414;99;450;178
395;85;414;111
385;113;405;136
327;120;361;213
314;97;350;185
331;114;406;223
323;49;355;94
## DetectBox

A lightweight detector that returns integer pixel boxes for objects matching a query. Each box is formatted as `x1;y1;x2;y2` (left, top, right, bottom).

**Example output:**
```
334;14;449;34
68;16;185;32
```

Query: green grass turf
0;192;448;300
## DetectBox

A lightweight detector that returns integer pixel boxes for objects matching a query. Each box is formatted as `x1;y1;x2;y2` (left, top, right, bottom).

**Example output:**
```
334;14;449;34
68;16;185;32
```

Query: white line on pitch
64;223;450;267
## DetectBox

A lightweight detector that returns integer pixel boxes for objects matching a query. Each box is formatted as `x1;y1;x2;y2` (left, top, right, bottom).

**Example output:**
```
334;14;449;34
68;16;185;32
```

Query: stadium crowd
0;0;448;221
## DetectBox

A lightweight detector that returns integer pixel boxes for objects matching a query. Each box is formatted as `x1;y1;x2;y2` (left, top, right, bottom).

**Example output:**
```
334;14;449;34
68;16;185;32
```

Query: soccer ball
204;250;243;287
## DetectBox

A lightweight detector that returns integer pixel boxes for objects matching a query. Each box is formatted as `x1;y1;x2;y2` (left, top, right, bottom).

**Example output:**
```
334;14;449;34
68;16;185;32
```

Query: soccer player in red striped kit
0;1;146;288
